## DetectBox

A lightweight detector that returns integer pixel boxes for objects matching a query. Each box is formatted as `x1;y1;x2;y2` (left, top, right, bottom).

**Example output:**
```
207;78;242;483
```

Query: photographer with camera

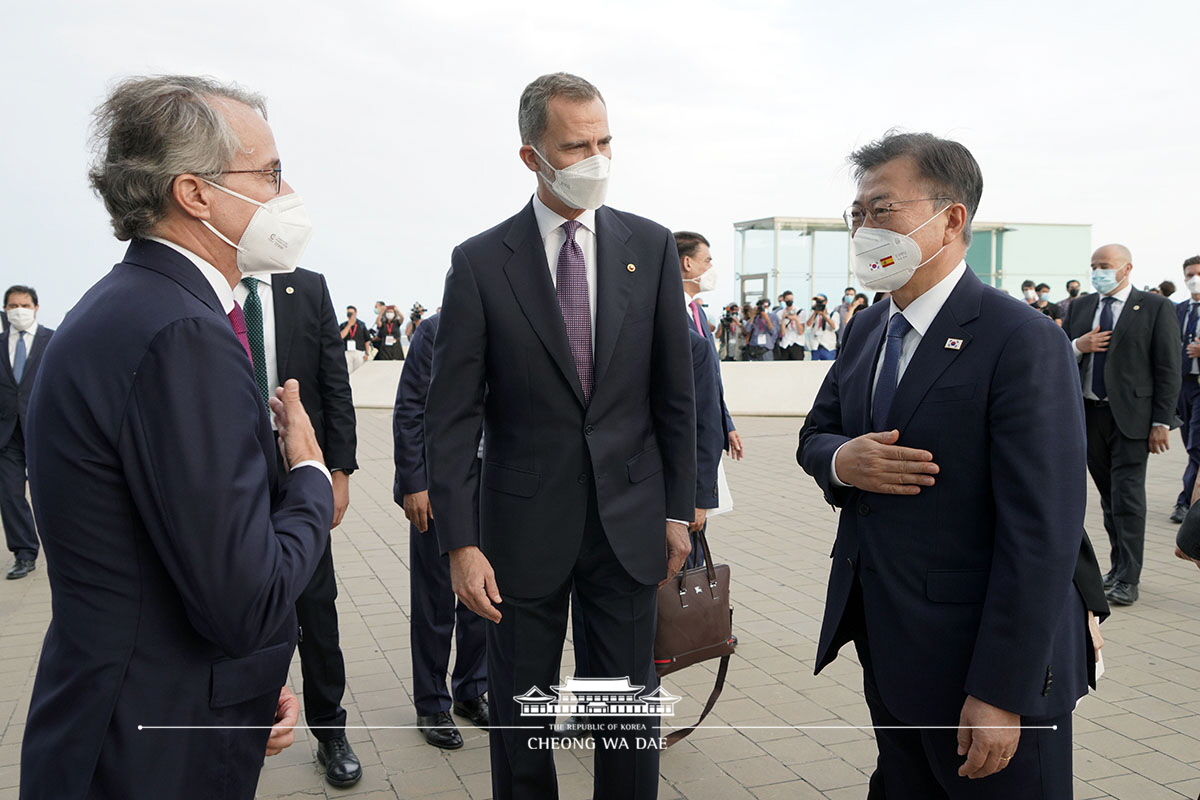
715;303;743;362
743;298;778;361
406;302;426;339
804;292;839;360
777;290;805;360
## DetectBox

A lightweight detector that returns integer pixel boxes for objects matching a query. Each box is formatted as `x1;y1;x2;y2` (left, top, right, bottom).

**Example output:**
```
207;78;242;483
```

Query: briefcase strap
663;654;730;747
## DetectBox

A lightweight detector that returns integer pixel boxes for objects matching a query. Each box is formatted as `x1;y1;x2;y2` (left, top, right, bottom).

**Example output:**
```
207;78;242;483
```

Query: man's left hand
690;508;707;533
662;521;691;584
265;686;300;757
331;470;350;528
1149;426;1170;454
727;430;745;460
956;695;1019;779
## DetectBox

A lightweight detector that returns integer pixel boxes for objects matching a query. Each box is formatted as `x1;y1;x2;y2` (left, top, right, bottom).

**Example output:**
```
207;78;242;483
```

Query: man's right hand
269;379;323;469
1075;325;1111;354
449;545;502;623
402;491;433;533
834;430;938;495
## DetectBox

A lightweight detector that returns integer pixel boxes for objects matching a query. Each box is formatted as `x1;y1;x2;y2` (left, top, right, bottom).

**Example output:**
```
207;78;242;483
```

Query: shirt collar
146;236;235;314
1104;282;1133;306
532;193;596;241
9;322;37;338
887;260;968;337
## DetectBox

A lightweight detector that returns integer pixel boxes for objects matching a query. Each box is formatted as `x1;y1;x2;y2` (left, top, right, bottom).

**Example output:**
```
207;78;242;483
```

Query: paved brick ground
4;411;1200;799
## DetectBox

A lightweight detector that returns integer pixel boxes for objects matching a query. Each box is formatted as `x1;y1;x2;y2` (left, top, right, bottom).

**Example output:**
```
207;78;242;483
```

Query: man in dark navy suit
393;311;489;750
798;132;1092;798
425;73;695;800
21;75;332;800
0;285;51;579
1169;255;1200;523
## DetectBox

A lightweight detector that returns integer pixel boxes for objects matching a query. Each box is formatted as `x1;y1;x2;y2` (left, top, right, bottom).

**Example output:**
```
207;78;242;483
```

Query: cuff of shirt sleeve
1072;339;1084;359
1152;422;1170;429
292;460;333;485
667;518;690;525
830;442;851;488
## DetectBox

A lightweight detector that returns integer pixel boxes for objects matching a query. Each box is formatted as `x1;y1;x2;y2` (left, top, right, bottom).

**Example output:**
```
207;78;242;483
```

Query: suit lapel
887;270;981;432
502;204;586;407
1108;288;1144;353
1072;293;1100;339
19;328;51;387
839;306;888;435
591;207;637;389
271;276;294;379
0;332;13;385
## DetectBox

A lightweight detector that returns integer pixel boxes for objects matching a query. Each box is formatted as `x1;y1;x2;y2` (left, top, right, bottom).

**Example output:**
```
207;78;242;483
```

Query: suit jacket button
857;503;870;516
584;425;594;435
712;485;719;498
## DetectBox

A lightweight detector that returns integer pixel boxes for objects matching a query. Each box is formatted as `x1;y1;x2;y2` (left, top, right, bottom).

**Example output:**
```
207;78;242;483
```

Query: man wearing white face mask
426;72;695;800
22;76;333;799
0;285;52;580
799;131;1097;798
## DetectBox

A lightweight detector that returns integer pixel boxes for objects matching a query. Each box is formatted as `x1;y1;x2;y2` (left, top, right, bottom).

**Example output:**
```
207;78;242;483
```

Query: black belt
1084;398;1109;408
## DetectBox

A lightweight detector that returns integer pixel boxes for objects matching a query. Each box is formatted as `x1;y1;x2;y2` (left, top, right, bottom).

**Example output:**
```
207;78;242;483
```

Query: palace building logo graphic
515;677;680;718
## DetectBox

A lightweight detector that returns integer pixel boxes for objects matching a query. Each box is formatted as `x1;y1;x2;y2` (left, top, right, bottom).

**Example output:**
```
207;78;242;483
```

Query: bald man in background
1065;244;1181;606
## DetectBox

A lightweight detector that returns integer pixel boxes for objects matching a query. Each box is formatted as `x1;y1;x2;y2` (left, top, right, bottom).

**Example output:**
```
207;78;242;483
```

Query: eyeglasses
843;197;950;231
208;167;283;194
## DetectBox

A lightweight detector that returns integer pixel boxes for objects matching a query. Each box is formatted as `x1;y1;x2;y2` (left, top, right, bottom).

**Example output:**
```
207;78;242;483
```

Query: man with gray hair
426;72;695;800
21;75;333;799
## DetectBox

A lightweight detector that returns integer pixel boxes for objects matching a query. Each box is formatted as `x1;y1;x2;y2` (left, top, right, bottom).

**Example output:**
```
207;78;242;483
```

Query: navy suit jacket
272;269;357;471
0;324;53;446
426;202;696;596
691;302;736;445
691;326;722;509
394;312;440;500
798;268;1089;724
21;239;333;800
1178;299;1198;382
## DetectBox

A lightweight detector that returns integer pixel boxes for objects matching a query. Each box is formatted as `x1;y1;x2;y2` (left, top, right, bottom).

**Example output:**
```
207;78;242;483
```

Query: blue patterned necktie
1184;301;1198;375
1091;296;1116;399
556;220;593;405
239;277;270;406
872;313;912;430
12;331;27;382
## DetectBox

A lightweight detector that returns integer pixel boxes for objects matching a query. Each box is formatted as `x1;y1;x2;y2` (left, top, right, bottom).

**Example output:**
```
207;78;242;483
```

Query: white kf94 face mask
532;147;611;211
849;205;949;292
685;267;719;294
201;179;314;275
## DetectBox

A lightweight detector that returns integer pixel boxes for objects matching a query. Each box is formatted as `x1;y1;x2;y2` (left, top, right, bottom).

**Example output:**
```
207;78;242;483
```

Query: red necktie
690;300;706;336
228;301;253;363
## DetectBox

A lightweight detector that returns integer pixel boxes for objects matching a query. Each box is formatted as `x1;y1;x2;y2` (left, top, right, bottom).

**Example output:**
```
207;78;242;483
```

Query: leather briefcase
654;527;735;745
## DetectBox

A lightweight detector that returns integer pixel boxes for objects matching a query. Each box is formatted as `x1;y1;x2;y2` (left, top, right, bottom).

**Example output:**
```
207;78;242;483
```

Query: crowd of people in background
336;299;437;372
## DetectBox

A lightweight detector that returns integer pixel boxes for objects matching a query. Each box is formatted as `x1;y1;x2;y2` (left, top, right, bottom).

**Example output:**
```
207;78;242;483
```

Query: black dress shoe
1171;504;1189;524
1102;570;1118;590
6;559;35;580
553;715;593;741
417;711;463;749
452;696;489;729
316;735;362;788
1105;581;1139;606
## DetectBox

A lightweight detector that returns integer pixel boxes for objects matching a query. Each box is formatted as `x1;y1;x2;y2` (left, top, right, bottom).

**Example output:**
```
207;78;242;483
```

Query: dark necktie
556;220;593;405
240;277;271;405
1091;296;1116;399
1185;302;1199;375
872;313;912;430
13;331;27;382
228;302;253;365
690;300;706;336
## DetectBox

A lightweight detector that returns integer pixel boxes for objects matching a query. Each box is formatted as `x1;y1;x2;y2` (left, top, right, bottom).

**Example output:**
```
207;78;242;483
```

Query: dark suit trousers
487;486;659;800
410;518;488;715
850;581;1073;800
0;426;38;561
296;537;349;739
1085;402;1149;585
1178;377;1200;507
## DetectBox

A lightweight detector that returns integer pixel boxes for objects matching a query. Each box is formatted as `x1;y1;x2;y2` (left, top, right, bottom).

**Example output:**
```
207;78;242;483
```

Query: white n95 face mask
6;308;34;331
532;147;611;210
686;267;719;294
200;179;313;275
1186;276;1200;295
849;206;949;292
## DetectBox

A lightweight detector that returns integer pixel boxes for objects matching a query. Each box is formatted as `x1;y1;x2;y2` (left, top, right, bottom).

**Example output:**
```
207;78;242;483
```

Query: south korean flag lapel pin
944;337;964;351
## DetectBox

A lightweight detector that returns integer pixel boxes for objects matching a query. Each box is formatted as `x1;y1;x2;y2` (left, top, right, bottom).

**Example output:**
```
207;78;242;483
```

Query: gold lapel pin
627;264;636;272
285;286;295;294
1132;304;1140;310
944;338;963;350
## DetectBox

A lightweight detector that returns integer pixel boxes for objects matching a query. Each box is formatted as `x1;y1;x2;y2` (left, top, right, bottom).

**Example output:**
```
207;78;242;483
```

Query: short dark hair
1183;256;1200;270
781;290;793;297
1066;279;1080;288
673;231;710;259
4;285;37;307
1160;280;1177;296
346;305;357;312
1021;280;1035;290
848;130;983;246
1035;283;1050;293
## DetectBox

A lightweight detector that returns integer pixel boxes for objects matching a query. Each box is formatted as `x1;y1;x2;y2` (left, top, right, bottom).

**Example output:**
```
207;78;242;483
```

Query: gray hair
848;130;983;247
87;75;267;241
518;73;604;148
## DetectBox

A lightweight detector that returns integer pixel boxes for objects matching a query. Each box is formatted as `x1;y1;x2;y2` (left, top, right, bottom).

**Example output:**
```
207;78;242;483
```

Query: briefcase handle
672;526;721;607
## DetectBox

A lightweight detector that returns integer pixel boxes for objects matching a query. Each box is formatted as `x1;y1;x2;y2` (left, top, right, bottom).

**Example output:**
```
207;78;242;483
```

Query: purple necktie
557;220;593;405
228;301;253;364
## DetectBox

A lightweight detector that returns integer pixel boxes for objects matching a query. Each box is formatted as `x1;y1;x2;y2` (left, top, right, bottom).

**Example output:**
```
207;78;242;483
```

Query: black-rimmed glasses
843;197;950;231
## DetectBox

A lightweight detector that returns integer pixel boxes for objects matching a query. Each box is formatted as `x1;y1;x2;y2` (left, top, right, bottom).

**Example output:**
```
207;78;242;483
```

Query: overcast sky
4;0;1196;326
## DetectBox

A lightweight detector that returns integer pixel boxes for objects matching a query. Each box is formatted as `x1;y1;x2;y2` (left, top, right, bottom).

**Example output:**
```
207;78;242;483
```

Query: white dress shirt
143;236;328;483
9;321;38;368
233;275;281;393
832;260;968;486
533;194;597;350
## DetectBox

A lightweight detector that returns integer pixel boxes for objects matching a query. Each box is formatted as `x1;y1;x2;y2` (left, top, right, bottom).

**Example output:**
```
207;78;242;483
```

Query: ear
172;174;214;221
519;145;542;174
942;203;968;245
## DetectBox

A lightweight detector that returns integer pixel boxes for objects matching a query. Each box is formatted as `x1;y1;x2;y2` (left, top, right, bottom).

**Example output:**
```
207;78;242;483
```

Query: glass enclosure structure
732;217;1092;305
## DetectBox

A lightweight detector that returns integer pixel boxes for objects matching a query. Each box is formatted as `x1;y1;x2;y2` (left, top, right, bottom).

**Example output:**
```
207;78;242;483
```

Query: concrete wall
349;359;832;416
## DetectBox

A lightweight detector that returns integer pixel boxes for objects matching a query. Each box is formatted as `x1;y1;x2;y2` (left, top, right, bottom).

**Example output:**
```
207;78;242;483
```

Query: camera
812;301;826;312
